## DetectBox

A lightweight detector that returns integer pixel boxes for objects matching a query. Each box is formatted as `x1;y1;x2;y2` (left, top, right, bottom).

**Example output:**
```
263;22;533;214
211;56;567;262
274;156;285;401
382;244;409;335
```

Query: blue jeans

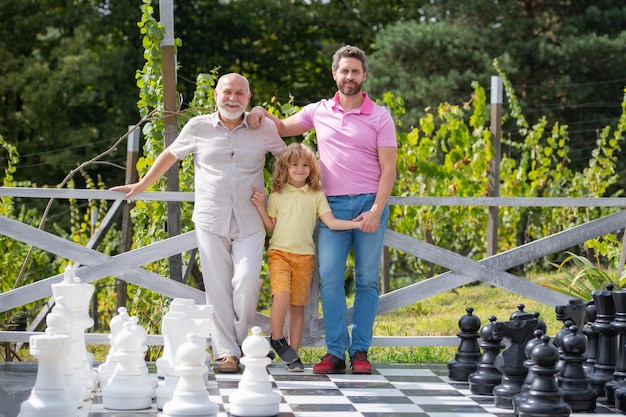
317;193;389;360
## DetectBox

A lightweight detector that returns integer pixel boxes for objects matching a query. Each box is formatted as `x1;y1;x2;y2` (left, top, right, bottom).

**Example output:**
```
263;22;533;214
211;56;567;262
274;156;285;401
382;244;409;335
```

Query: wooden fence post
487;76;503;257
118;126;140;309
160;0;183;282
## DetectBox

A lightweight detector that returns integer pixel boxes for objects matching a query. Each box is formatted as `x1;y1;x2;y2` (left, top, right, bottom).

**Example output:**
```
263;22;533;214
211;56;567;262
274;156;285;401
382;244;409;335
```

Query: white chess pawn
229;327;280;417
102;319;154;410
18;333;76;417
45;299;85;407
157;299;196;379
161;334;218;417
156;299;212;409
97;306;130;387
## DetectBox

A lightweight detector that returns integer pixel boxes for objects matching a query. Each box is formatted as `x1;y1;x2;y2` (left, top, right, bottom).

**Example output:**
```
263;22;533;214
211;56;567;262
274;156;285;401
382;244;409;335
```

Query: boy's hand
251;186;265;208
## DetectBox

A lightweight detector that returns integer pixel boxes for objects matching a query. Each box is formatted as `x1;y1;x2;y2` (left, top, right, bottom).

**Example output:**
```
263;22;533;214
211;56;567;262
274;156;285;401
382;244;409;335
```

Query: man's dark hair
331;45;368;73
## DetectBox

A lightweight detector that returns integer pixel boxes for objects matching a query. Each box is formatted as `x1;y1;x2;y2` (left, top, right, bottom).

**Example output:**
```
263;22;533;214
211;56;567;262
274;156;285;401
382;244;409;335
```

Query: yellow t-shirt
266;184;331;255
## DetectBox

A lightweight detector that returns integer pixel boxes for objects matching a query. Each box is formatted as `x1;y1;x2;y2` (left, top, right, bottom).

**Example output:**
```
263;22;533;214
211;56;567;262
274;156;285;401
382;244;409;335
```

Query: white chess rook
18;333;77;417
162;334;218;417
229;326;280;417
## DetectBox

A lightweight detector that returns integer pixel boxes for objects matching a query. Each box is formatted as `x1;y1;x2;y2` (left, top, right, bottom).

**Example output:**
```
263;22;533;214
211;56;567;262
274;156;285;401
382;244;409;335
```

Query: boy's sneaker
270;337;299;364
350;350;372;374
286;357;304;372
312;353;346;374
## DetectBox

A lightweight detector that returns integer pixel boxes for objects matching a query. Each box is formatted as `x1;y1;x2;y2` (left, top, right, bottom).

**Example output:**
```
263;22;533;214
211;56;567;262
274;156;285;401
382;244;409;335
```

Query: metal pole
159;0;183;281
487;76;503;257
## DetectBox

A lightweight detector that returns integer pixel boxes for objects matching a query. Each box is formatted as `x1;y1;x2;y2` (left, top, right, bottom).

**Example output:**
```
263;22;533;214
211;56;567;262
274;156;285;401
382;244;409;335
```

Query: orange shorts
267;249;315;306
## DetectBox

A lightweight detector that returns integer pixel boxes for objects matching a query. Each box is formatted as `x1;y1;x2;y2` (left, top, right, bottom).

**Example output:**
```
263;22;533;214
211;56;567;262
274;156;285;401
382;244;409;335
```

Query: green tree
0;0;143;188
170;0;428;107
367;1;626;188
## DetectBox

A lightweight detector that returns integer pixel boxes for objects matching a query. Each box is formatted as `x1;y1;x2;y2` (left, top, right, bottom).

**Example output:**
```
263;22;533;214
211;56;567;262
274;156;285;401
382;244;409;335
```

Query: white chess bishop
229;326;280;417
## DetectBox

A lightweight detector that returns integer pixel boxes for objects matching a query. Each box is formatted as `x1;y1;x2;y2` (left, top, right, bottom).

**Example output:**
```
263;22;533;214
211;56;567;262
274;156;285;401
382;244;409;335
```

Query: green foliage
0;0;143;188
368;1;626;191
388;62;626;285
546;252;626;301
0;136;53;330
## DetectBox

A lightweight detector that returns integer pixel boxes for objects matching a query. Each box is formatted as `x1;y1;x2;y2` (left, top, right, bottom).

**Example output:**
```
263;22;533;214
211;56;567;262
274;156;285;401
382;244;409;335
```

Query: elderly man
112;73;285;373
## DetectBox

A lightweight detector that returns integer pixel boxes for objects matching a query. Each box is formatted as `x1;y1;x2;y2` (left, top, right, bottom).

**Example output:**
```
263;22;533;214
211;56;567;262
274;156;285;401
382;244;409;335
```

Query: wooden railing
2;187;626;348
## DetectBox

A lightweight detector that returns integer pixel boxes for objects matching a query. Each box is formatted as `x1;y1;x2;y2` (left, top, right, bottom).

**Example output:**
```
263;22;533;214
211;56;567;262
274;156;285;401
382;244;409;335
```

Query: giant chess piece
447;307;482;381
553;319;574;372
469;315;504;395
97;306;130;387
162;334;218;417
156;298;213;410
587;284;618;398
492;310;539;409
229;326;281;417
581;301;598;374
50;264;98;398
102;319;154;410
17;332;77;417
555;299;587;330
558;325;597;412
45;296;85;407
554;298;586;372
513;329;545;415
605;288;626;404
517;334;571;417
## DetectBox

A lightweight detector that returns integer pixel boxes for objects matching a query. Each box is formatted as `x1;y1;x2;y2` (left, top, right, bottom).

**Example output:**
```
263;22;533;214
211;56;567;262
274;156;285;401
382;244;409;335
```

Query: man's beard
218;101;245;120
338;80;363;96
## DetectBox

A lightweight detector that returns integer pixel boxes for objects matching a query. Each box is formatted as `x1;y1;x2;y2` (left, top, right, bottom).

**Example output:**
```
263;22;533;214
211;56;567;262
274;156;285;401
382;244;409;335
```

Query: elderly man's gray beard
218;102;245;121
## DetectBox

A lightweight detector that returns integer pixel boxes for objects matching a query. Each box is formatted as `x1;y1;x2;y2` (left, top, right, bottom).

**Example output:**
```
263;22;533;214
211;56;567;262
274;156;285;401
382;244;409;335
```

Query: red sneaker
313;353;346;374
350;350;372;374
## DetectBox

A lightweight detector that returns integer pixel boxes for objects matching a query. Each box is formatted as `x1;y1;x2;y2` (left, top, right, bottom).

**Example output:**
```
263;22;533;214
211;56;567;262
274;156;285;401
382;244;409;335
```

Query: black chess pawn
492;311;539;409
513;329;545;415
588;284;618;398
517;334;571;417
447;307;482;381
469;316;505;395
558;325;597;412
553;319;575;372
581;301;598;374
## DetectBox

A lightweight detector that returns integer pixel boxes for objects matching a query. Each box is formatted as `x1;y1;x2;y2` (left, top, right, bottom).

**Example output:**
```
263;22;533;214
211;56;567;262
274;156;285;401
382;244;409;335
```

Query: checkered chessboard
78;363;621;417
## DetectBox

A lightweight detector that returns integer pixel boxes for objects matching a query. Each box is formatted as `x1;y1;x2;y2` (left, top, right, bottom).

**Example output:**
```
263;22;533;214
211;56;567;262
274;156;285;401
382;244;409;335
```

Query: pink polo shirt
296;92;397;196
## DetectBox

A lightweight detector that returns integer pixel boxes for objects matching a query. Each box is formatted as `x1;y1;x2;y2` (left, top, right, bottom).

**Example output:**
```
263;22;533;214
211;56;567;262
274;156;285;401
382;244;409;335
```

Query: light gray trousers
195;222;265;360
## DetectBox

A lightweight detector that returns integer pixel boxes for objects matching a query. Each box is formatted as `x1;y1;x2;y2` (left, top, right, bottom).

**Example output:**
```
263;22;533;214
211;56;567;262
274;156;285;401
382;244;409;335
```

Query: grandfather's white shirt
168;112;285;237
